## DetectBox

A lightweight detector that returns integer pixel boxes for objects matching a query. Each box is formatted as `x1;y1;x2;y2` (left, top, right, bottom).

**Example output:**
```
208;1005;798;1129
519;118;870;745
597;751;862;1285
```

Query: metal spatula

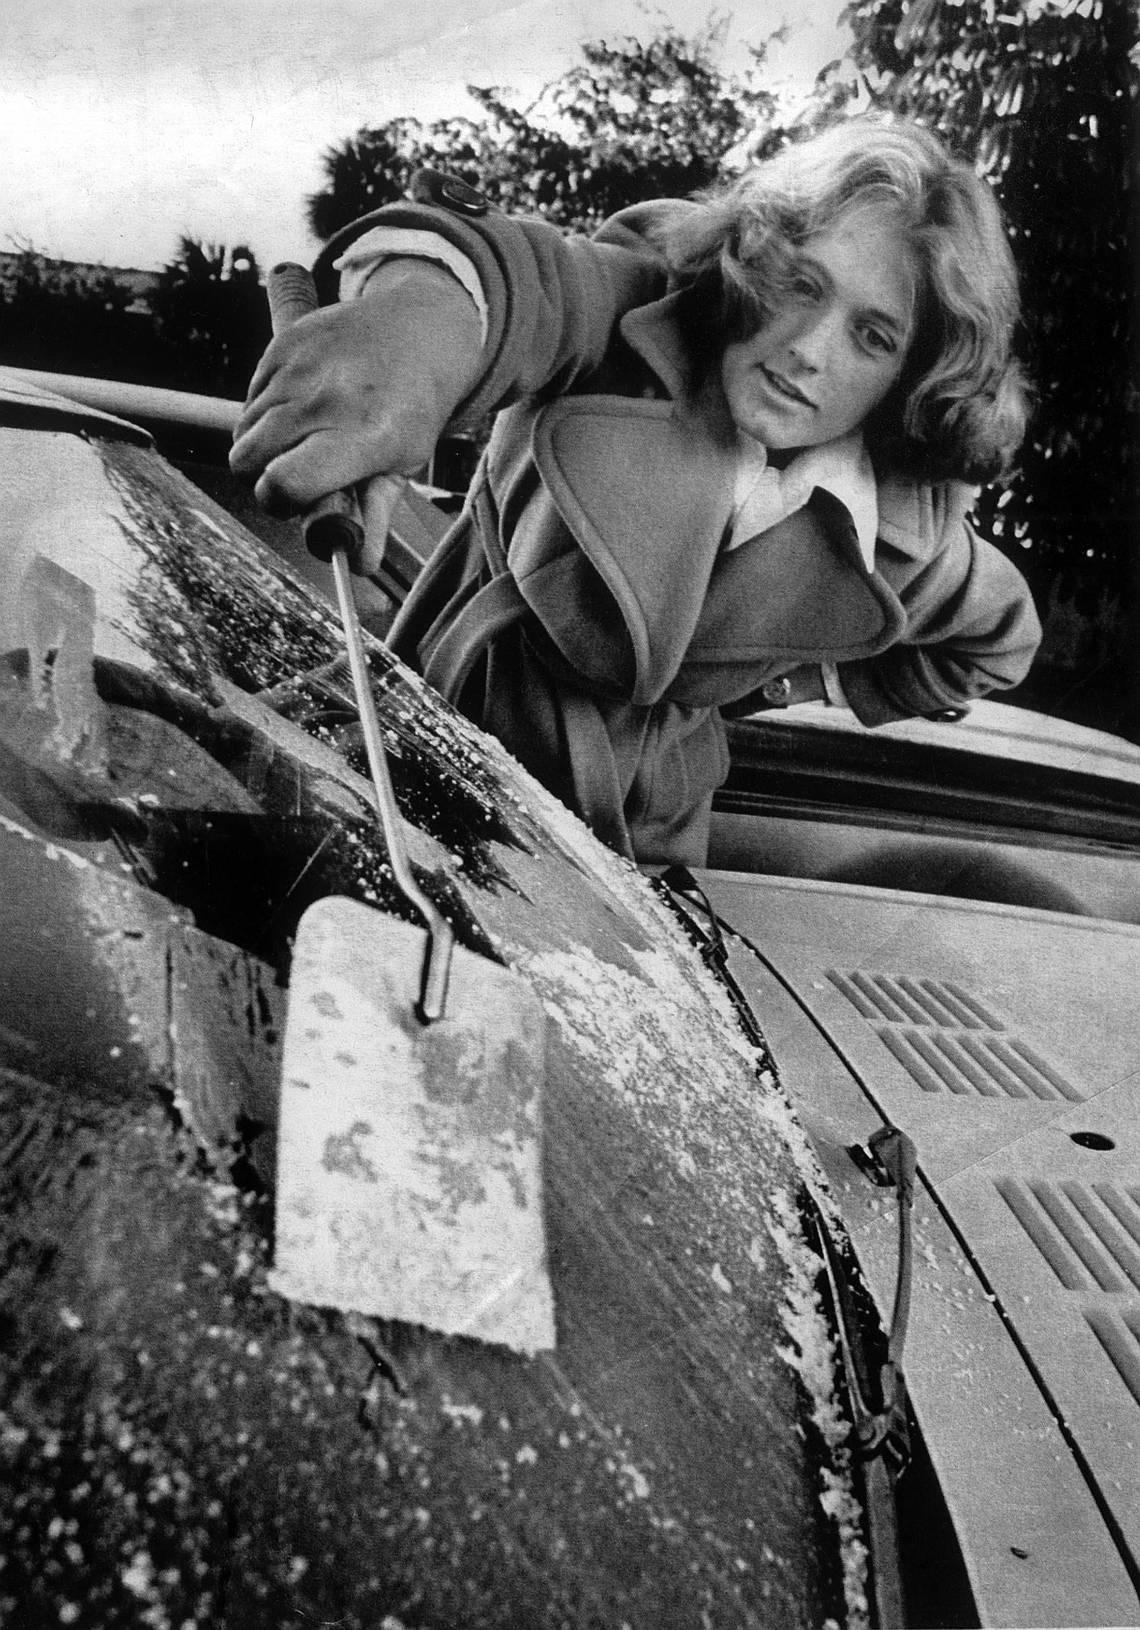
264;263;555;1354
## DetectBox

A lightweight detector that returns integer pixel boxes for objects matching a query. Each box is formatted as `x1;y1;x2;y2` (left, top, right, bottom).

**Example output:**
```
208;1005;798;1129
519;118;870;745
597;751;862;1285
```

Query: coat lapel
692;494;905;663
526;393;733;699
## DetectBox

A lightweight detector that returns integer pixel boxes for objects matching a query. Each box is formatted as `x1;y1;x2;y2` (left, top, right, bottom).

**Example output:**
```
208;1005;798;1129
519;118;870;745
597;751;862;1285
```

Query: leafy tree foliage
146;237;270;397
306;23;782;240
0;248;141;380
0;237;271;399
820;0;1139;607
307;120;426;242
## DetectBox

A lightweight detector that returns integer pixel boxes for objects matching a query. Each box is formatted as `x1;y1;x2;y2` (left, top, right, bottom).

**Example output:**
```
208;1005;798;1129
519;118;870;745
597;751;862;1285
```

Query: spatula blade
270;897;555;1355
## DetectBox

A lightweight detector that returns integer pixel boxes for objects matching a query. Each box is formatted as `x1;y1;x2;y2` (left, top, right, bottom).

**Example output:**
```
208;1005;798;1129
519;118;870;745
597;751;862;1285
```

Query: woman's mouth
759;366;816;410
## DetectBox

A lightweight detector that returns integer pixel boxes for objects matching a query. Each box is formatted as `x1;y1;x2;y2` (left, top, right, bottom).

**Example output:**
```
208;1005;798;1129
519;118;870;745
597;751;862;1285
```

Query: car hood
700;865;1140;1626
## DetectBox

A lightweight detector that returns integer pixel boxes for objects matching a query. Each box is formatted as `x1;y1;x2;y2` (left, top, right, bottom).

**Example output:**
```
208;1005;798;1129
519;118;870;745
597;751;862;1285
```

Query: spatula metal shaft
330;546;454;1022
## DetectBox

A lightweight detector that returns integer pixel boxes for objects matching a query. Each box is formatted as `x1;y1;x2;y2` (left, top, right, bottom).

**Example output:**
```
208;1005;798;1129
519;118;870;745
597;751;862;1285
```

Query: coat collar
620;293;879;567
618;290;695;398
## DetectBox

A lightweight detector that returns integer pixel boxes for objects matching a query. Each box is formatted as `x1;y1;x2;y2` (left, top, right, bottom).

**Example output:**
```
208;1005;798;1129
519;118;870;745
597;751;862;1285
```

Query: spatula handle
267;262;454;1021
266;263;404;576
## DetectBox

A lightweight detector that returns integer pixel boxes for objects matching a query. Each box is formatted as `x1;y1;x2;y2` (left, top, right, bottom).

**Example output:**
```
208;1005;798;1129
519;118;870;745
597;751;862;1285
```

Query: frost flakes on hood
0;811;89;868
512;917;834;1225
516;937;771;1178
766;1187;869;1630
516;930;869;1623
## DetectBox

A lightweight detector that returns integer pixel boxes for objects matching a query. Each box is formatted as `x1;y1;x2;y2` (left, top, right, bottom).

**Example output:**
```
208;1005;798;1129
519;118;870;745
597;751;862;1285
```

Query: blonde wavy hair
662;116;1029;483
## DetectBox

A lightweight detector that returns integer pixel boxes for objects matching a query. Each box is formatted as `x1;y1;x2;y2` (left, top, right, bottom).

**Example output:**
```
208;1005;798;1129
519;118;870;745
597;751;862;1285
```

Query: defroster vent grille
996;1179;1140;1293
828;970;1083;1103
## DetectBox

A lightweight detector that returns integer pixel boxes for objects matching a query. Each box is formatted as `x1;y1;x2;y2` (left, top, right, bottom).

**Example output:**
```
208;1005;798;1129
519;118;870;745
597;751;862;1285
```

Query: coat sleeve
834;481;1042;725
312;190;680;429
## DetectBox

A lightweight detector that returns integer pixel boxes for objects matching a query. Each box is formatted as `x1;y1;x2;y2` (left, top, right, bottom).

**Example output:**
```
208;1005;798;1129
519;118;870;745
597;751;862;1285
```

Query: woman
232;117;1041;866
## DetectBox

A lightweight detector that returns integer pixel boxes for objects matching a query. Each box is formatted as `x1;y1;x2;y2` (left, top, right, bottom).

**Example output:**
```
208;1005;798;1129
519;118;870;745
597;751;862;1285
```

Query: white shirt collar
728;431;879;570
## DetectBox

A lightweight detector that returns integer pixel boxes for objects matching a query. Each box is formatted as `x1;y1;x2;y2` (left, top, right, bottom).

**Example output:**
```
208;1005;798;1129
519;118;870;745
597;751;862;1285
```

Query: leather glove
230;259;483;514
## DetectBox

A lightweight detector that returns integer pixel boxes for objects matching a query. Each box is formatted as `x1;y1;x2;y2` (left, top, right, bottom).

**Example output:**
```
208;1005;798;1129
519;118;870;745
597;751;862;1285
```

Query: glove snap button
761;676;792;705
410;169;489;216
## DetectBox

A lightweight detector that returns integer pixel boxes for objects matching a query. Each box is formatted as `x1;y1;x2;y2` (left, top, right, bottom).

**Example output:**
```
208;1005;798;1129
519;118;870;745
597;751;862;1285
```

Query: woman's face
719;203;919;452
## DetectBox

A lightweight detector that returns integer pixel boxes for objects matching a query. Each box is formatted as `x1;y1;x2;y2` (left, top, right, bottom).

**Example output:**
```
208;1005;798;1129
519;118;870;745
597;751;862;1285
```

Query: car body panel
0;366;155;444
733;695;1140;784
697;867;1140;1624
713;701;1140;926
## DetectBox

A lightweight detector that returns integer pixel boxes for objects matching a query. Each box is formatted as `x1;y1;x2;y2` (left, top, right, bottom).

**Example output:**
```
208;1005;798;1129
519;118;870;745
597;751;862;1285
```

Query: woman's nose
784;308;836;370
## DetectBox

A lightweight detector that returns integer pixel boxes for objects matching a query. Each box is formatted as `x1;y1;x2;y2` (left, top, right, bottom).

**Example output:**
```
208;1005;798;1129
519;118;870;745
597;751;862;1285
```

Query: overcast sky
0;0;847;273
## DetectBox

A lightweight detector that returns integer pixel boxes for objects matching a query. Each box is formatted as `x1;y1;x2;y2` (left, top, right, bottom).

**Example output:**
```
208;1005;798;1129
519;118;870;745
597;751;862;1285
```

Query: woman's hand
230;259;484;513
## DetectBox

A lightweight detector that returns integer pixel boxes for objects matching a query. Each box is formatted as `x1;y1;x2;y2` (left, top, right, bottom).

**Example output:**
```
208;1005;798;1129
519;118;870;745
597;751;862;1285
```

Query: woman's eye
859;324;897;357
790;271;820;300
